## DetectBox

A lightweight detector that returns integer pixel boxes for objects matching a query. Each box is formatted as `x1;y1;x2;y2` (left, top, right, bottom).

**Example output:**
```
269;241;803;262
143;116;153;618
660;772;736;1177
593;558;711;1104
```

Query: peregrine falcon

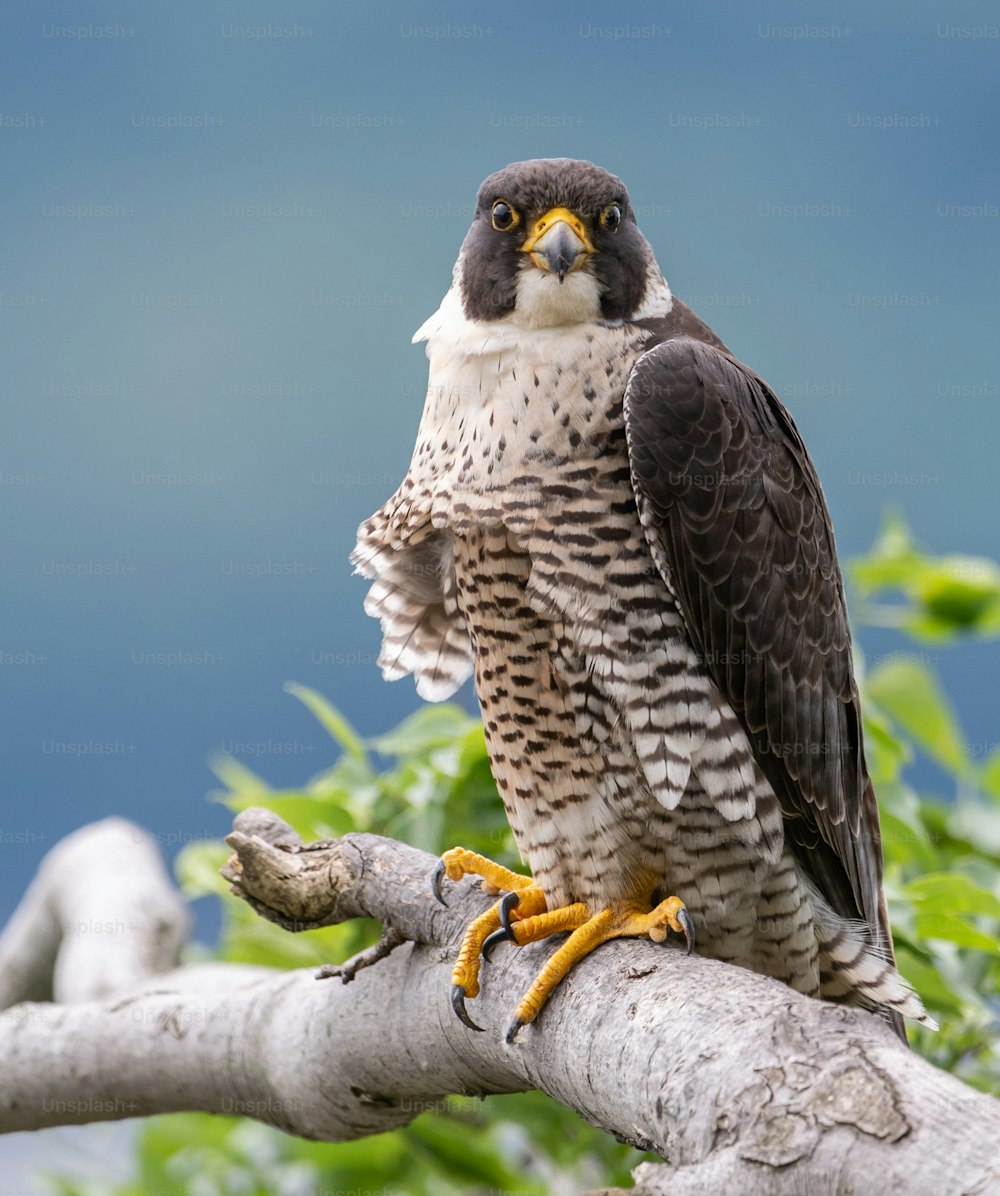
353;158;932;1043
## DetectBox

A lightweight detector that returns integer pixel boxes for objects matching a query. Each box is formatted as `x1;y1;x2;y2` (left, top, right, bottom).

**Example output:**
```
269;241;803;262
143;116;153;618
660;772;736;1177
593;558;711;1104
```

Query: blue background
4;0;999;939
2;0;999;1186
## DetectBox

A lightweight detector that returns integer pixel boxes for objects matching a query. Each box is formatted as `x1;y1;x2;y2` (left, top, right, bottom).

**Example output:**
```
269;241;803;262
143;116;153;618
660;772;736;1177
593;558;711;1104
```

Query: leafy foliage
41;516;1000;1193
853;509;1000;639
851;515;1000;1091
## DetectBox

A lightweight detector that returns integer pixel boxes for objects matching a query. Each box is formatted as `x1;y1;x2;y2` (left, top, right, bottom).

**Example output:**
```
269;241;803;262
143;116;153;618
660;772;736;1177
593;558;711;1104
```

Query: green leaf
175;840;231;898
913;913;1000;952
850;509;926;592
852;514;1000;641
947;799;1000;860
284;682;368;762
207;753;273;801
913;556;1000;634
405;1113;541;1191
980;750;1000;802
862;703;912;787
866;659;969;775
370;703;481;757
905;872;1000;920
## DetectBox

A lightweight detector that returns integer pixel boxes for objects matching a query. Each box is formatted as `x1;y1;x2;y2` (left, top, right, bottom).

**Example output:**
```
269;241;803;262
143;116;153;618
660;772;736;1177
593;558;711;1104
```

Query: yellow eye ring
491;199;520;232
599;203;623;232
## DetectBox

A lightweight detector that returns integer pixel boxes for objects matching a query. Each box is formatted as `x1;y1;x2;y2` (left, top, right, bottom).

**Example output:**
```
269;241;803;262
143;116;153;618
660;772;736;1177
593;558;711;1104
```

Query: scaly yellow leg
504;903;591;946
431;847;536;902
431;846;693;1041
431;847;545;1030
507;897;693;1042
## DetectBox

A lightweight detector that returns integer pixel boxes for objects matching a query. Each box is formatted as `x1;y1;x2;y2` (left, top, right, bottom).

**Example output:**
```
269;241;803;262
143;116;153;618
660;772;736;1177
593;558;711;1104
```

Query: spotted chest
357;294;777;913
399;315;758;912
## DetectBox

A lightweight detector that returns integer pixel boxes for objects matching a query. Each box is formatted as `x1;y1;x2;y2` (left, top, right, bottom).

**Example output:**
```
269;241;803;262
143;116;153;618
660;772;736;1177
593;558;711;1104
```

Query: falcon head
456;158;661;329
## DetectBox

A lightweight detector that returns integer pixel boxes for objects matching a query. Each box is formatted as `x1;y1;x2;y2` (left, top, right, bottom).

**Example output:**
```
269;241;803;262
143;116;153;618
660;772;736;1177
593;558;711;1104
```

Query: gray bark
0;818;188;1007
1;813;999;1196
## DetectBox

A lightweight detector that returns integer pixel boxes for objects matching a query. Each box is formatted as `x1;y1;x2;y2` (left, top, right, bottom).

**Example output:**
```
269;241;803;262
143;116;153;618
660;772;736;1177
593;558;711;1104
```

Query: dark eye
600;203;622;232
491;199;519;232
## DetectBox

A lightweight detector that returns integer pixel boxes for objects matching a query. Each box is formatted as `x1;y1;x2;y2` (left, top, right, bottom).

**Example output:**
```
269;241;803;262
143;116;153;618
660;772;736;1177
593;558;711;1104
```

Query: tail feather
807;880;937;1039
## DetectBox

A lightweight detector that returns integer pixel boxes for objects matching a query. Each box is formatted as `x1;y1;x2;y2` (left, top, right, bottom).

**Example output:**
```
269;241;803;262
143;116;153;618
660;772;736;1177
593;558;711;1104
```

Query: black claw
482;926;515;961
450;984;484;1032
504;1017;526;1045
431;860;447;905
677;907;696;955
498;890;520;935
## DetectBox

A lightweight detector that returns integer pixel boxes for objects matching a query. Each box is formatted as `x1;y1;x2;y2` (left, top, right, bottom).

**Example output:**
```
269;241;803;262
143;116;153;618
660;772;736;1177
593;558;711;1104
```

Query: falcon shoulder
623;334;889;947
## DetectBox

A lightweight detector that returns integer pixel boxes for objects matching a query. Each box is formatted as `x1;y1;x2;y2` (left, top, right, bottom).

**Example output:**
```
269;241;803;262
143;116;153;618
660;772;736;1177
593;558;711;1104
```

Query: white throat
510;267;603;329
412;260;673;357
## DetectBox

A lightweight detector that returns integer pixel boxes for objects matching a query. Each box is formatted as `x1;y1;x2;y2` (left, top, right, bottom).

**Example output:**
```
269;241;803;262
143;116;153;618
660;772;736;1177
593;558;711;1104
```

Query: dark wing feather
624;336;888;947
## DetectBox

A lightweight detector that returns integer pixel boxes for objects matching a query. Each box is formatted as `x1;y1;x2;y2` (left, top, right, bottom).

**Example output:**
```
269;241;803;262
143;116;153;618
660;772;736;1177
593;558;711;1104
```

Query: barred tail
811;887;938;1035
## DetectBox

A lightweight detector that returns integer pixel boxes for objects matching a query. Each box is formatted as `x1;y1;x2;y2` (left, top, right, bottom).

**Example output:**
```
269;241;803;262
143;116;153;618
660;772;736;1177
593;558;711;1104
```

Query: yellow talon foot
449;902;502;1002
432;847;544;1031
481;885;551;959
431;846;534;906
635;895;695;952
432;846;693;1041
509;896;694;1041
448;887;548;1002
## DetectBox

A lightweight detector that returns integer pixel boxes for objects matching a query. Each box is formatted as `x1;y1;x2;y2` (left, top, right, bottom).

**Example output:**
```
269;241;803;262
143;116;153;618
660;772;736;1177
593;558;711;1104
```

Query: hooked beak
520;207;594;282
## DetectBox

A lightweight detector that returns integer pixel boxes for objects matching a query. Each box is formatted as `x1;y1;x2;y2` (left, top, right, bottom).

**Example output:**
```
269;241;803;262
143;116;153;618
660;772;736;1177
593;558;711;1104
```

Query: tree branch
0;818;189;1006
2;813;999;1195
